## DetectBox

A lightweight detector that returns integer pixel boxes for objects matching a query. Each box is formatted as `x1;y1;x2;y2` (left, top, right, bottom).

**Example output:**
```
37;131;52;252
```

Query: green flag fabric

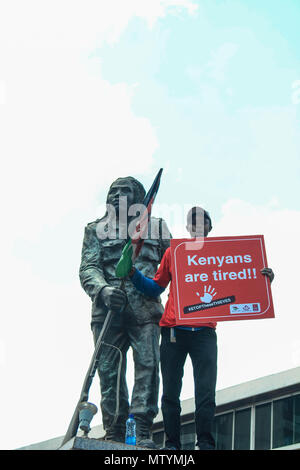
115;240;133;278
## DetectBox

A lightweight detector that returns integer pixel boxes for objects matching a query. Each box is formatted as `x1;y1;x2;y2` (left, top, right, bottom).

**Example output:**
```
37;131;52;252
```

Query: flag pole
60;308;114;447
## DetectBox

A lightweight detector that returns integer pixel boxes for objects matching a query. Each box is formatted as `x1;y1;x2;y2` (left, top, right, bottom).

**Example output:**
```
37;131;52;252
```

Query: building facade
19;367;300;451
151;366;300;450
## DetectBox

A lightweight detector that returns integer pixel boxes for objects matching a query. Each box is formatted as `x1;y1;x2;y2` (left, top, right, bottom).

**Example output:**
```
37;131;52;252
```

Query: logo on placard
183;285;235;314
196;285;217;303
230;303;261;314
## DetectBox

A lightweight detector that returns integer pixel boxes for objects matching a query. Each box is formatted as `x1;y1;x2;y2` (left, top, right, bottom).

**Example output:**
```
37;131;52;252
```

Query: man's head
106;177;146;215
186;206;212;238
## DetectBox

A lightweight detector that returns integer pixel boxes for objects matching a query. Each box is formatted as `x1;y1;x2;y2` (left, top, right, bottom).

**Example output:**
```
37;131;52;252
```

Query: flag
115;168;163;278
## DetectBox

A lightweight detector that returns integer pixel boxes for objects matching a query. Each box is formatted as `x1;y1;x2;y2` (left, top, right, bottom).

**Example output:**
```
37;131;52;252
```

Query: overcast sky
1;0;300;449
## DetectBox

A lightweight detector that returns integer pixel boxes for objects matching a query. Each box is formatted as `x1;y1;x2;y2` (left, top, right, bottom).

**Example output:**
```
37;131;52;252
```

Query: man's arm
129;267;165;298
129;246;171;297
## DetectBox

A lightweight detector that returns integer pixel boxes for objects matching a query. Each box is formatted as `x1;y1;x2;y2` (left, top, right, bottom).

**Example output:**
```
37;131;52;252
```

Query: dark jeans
160;327;218;450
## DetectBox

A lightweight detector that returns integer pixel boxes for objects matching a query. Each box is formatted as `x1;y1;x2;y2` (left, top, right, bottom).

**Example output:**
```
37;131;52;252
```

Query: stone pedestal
59;436;147;451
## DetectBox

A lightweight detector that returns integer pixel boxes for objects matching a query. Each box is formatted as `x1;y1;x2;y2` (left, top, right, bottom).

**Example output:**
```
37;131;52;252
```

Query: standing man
128;207;274;450
79;176;171;448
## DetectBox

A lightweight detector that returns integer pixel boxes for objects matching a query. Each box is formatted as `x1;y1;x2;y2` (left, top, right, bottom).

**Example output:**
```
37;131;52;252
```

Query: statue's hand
99;286;127;312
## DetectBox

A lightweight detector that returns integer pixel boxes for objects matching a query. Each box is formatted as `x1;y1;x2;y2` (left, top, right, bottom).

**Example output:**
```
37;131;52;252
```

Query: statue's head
106;176;146;215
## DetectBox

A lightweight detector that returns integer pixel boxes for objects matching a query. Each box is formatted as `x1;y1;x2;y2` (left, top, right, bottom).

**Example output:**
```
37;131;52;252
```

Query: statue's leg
92;323;130;442
128;322;160;447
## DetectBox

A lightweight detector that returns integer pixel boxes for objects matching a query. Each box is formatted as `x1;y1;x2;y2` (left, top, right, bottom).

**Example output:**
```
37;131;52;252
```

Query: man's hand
99;286;127;312
129;266;136;277
261;267;275;283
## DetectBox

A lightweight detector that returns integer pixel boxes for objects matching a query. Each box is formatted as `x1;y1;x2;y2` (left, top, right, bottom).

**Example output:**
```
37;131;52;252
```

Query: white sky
1;0;300;449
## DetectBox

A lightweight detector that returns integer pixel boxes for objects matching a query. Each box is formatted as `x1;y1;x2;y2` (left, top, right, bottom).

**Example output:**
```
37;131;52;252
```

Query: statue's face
107;182;135;215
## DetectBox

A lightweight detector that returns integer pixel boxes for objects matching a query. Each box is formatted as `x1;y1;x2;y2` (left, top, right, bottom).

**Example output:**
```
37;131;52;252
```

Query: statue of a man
79;176;171;448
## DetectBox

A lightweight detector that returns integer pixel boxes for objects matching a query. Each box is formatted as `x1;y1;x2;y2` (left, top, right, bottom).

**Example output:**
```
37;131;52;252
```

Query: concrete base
59;436;151;451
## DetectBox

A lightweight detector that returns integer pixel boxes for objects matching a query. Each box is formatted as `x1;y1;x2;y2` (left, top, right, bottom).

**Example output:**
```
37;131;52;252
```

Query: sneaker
195;444;215;450
137;438;158;449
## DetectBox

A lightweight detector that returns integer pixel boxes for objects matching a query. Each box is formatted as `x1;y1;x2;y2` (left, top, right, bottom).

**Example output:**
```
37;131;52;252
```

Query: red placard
171;235;275;324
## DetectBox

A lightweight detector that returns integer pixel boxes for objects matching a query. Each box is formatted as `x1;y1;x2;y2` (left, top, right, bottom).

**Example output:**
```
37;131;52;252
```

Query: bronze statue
79;176;171;448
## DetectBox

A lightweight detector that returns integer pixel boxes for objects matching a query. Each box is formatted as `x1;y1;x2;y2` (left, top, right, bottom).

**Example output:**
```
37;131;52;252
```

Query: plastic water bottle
125;414;136;445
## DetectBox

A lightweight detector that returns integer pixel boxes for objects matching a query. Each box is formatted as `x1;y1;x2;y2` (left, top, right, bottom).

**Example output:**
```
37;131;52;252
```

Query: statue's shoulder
149;215;165;225
85;216;105;232
149;216;172;242
149;216;163;239
87;217;102;226
149;215;170;229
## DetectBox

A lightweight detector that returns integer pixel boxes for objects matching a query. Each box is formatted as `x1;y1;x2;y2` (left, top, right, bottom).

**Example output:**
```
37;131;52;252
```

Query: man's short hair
187;206;212;230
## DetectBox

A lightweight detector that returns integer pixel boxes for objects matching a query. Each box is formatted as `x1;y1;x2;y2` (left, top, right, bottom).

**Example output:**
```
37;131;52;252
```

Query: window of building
273;396;294;448
213;412;233;450
255;402;271;450
180;422;196;450
294;394;300;444
152;430;164;448
234;408;251;450
153;392;300;451
273;394;300;448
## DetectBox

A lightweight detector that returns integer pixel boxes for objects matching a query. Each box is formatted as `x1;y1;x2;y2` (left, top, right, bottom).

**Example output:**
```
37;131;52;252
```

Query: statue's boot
135;416;158;449
103;420;126;444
